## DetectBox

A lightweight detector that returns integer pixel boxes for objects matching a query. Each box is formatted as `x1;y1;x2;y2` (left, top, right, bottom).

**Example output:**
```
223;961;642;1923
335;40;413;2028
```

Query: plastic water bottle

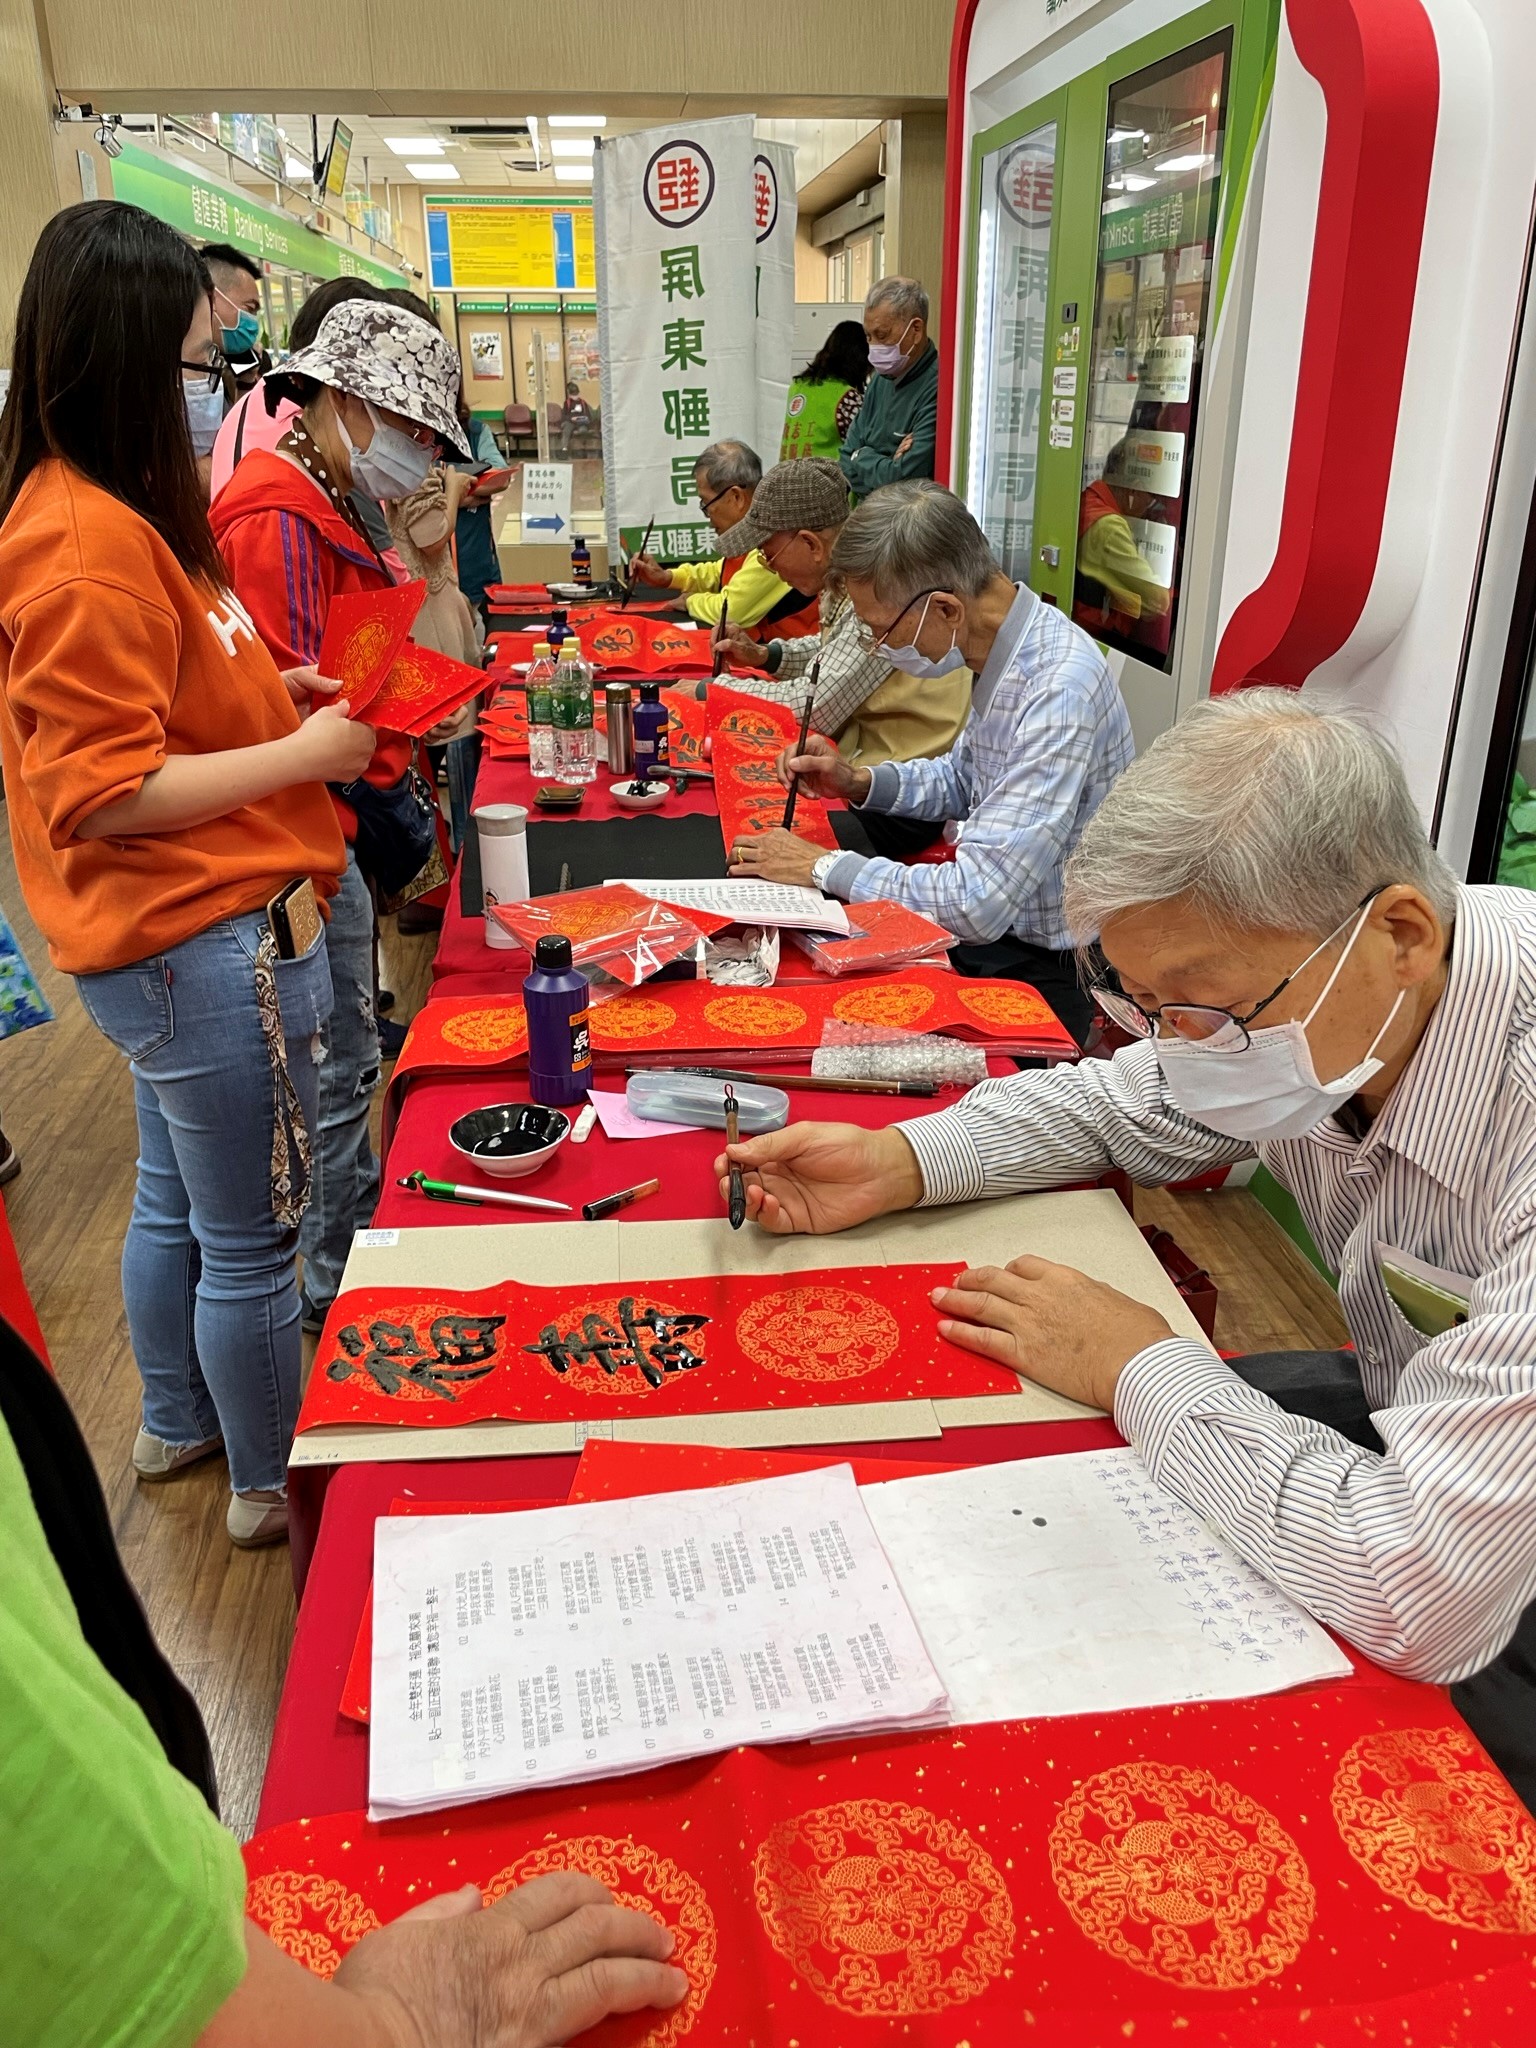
525;642;557;778
551;635;597;784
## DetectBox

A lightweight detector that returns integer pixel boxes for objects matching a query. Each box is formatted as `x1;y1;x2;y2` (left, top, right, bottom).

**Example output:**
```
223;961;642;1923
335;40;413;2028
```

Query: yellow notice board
425;195;596;292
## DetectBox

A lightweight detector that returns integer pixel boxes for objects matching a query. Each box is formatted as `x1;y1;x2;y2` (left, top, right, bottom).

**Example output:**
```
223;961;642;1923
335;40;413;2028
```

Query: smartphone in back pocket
267;876;323;960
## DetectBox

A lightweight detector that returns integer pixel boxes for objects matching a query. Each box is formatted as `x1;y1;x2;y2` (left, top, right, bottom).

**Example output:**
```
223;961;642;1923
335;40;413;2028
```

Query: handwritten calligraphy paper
707;684;838;850
317;583;426;705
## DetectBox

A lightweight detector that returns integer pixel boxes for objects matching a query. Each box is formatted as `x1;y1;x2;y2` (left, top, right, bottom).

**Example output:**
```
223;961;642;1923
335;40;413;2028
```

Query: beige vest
837;665;972;768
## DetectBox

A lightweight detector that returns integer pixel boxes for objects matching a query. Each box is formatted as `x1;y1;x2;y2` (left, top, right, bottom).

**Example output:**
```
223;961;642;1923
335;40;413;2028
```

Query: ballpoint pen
396;1170;572;1214
781;655;822;832
724;1083;746;1229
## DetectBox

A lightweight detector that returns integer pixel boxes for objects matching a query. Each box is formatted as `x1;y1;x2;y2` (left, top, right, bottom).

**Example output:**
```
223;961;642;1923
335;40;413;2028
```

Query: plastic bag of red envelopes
786;898;957;976
487;882;730;990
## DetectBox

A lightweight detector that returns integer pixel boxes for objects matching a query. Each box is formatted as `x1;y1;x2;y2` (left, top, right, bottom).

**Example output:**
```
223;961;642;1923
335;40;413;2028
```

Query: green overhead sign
108;140;407;289
1099;175;1216;261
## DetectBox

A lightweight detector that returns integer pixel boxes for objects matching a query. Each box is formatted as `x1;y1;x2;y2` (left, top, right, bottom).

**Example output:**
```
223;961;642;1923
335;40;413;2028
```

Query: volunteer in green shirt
0;1322;685;2048
839;277;940;500
780;319;870;462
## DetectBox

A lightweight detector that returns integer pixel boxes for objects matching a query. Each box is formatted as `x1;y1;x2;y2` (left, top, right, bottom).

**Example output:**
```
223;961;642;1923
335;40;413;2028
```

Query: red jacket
210;450;411;834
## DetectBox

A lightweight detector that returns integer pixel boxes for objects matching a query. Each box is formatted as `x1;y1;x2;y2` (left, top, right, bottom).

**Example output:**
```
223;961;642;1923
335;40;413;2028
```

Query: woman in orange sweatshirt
0;203;374;1547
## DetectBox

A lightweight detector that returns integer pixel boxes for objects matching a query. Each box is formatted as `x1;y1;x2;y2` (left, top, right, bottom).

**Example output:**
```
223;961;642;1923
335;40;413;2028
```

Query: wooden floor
0;829;1347;1842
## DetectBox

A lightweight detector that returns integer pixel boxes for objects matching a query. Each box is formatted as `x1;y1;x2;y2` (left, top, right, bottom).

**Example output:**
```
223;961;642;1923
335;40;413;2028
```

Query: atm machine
938;0;1536;861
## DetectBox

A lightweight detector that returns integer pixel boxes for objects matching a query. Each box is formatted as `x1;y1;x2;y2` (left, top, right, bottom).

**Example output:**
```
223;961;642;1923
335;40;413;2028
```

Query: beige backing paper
292;1190;1204;1468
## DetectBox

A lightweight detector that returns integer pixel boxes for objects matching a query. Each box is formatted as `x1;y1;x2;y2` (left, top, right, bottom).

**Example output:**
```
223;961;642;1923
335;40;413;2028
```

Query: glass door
966;118;1060;581
1073;31;1233;669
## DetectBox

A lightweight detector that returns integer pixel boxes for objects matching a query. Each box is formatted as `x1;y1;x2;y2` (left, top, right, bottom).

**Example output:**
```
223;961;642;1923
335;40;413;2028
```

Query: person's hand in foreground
711;621;770;671
281;664;345;707
727;827;826;887
202;1870;688;2048
713;1122;922;1235
770;731;869;804
292;701;377;783
627;552;674;588
933;1256;1174;1414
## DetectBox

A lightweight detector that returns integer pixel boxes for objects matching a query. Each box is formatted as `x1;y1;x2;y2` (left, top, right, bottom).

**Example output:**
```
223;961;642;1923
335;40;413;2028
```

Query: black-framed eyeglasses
852;585;945;653
180;353;228;394
1087;888;1386;1049
697;486;732;516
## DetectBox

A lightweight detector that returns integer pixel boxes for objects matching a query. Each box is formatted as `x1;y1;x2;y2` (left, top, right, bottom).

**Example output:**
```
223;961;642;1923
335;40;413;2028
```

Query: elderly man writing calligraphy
717;691;1536;1807
729;480;1134;1043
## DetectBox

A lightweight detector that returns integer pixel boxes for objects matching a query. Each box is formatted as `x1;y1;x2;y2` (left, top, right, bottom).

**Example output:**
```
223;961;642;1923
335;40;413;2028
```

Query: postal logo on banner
644;140;716;230
998;138;1055;229
753;154;779;243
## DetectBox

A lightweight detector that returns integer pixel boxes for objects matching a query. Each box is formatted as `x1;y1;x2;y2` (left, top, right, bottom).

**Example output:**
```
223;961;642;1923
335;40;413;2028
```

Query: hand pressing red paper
317;583;428;713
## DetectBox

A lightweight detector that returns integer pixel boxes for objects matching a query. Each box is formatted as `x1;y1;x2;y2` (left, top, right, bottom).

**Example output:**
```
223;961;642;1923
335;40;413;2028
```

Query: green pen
396;1170;572;1214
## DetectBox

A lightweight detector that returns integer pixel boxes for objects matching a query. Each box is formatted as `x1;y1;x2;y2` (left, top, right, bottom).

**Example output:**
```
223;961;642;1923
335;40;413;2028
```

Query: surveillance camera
94;116;122;159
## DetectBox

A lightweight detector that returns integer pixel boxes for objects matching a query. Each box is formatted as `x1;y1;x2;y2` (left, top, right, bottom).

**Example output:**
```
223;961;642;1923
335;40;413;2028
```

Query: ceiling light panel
408;162;458;180
553;164;593;181
386;137;443;156
550;138;594;157
548;115;607;128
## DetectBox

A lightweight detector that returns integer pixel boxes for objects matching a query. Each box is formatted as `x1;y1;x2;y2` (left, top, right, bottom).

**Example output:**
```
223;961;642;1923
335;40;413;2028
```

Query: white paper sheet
861;1450;1352;1725
586;1089;693;1140
369;1465;947;1817
605;878;851;933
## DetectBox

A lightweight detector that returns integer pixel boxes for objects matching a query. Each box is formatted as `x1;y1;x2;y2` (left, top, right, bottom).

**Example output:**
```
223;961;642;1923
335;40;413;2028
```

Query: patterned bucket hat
279;299;470;456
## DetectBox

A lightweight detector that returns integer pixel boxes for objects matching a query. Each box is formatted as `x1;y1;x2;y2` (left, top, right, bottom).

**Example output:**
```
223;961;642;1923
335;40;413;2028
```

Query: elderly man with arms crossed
718;690;1536;1808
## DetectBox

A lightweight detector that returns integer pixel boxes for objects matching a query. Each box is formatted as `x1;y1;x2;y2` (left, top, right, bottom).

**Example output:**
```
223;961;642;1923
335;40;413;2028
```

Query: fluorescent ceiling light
551;138;594;157
553;164;593;181
386;137;443;156
548;115;606;128
409;162;458;181
284;155;310;181
1120;173;1157;191
1108;127;1145;142
1158;153;1212;172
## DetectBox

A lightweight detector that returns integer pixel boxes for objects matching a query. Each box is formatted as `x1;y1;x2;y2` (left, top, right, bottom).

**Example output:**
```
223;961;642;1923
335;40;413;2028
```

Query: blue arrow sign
526;514;566;532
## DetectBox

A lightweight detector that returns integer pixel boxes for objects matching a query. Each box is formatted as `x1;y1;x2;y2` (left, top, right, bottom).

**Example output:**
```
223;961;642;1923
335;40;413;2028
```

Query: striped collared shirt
822;585;1134;947
901;884;1536;1684
727;588;896;740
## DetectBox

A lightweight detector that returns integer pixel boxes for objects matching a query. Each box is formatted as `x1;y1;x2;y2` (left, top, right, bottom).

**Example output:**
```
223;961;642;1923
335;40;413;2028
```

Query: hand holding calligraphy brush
724;1083;747;1230
620;516;655;609
781;655;822;832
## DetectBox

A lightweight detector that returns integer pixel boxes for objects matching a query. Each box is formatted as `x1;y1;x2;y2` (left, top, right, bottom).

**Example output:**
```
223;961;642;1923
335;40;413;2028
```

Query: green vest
780;377;849;462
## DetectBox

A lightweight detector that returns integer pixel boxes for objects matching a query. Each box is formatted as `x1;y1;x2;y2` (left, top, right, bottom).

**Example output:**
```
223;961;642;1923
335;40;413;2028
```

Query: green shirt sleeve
0;1417;248;2048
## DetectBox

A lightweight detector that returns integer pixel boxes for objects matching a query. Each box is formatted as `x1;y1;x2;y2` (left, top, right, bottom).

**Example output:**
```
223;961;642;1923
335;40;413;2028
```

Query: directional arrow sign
522;463;573;541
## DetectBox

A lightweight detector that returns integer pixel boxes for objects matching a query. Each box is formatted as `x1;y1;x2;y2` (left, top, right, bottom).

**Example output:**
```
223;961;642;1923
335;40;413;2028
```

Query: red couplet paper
790;898;957;976
706;684;838;850
567;1438;961;1503
388;970;1078;1088
488;881;730;955
244;1681;1536;2043
368;641;486;738
293;1262;1017;1436
316;582;427;707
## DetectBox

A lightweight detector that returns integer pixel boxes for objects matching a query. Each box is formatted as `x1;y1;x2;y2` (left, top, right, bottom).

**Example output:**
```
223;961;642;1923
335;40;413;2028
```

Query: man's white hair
1063;689;1460;941
865;275;928;325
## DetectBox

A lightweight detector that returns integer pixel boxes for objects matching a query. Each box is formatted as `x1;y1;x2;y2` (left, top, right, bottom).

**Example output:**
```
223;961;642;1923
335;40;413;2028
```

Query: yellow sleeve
1076;515;1171;618
667;558;724;597
683;551;792;629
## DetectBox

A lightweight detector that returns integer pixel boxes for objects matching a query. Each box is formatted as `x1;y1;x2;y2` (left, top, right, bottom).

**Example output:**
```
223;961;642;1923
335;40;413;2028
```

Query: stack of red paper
318;586;486;738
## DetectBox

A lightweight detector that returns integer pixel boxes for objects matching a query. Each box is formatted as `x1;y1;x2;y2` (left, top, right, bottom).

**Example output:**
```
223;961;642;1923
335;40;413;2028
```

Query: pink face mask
868;320;916;376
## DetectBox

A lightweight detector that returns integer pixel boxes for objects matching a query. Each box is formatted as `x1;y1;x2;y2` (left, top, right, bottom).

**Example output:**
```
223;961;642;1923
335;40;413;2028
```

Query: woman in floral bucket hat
211;296;472;1351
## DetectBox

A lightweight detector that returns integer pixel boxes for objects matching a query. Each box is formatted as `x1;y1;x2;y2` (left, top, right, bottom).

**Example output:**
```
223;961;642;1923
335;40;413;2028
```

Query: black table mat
460;813;729;915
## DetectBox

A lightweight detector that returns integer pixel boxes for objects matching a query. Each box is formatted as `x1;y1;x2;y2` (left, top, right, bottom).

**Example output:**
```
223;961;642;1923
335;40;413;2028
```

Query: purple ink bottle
632;682;670;784
523;934;592;1107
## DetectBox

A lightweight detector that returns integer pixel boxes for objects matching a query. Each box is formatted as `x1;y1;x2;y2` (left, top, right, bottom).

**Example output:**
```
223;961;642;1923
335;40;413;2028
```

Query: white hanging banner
753;139;798;472
594;116;758;566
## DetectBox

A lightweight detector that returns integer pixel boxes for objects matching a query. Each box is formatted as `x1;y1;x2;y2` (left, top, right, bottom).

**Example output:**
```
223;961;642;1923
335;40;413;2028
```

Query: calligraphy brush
620;516;655;610
631;1063;937;1099
711;593;729;679
781;654;822;832
724;1083;746;1230
558;861;573;893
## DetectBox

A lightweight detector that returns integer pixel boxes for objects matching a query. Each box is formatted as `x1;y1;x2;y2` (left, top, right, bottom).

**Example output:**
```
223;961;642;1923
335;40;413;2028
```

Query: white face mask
881;592;968;678
183;381;225;455
341;397;434;501
868;319;916;376
1153;904;1407;1143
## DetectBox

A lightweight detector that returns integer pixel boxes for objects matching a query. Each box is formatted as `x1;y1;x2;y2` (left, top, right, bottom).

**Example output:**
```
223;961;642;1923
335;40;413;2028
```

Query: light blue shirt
824;585;1135;948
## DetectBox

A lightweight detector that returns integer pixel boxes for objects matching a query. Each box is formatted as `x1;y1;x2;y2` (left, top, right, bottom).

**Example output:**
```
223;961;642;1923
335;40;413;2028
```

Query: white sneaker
227;1489;288;1548
133;1427;224;1481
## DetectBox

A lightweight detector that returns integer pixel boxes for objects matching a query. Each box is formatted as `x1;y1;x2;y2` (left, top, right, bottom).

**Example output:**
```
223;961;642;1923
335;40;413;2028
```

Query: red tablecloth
435;756;722;981
376;1064;998;1230
265;1417;1124;1834
0;1192;48;1366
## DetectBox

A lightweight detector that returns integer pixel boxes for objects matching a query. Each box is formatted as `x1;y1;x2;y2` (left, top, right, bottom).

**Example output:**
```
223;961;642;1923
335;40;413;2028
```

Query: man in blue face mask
717;687;1536;1814
728;479;1134;1044
200;243;269;395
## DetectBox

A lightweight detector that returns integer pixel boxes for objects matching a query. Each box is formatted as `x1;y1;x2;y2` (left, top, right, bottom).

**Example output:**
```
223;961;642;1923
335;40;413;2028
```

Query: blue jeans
299;849;380;1320
76;913;332;1493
